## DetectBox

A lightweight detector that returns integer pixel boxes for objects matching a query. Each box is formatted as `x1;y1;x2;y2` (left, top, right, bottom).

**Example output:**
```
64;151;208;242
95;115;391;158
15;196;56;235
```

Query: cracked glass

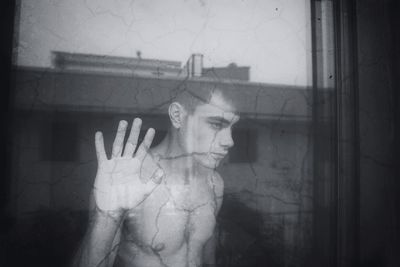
6;0;337;266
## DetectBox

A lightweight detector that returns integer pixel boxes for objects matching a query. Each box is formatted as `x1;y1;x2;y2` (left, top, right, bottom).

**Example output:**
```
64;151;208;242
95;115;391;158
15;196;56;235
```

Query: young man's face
180;91;240;169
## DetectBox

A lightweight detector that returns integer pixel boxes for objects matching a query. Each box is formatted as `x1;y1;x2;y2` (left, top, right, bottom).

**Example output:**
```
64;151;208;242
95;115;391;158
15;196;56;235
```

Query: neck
155;128;183;156
152;128;210;178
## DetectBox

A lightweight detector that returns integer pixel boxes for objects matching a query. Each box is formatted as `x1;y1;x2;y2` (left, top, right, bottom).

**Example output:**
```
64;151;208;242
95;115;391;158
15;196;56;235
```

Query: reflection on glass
6;1;336;266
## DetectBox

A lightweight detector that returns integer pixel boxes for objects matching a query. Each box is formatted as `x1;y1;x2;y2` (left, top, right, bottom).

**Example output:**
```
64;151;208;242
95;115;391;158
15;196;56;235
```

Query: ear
168;102;186;129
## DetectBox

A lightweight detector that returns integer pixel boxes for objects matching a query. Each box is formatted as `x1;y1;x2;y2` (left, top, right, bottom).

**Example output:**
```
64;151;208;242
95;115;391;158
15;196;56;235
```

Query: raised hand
93;118;163;215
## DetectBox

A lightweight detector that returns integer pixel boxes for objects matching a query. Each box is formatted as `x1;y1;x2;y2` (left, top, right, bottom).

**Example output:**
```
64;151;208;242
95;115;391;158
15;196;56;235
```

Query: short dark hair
174;81;238;114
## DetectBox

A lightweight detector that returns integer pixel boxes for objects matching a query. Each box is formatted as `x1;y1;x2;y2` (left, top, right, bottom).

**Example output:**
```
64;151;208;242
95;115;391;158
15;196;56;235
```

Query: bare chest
123;179;218;254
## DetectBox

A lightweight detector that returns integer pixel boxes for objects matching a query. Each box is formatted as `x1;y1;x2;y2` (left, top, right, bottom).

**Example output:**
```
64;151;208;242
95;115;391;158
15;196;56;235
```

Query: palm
93;119;163;213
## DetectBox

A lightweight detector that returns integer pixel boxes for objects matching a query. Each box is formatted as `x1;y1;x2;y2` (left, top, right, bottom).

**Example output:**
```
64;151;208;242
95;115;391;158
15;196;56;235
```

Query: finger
123;118;142;157
95;131;107;162
135;128;155;161
112;120;128;158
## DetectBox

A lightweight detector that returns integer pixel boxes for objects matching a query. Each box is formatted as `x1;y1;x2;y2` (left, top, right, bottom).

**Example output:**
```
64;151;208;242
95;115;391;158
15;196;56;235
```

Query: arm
72;193;123;267
72;209;123;267
202;172;224;267
188;172;224;267
72;118;162;267
202;229;219;267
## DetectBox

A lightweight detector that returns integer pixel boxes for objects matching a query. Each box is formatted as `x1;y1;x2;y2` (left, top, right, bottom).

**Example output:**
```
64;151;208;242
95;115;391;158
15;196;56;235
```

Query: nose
219;127;234;149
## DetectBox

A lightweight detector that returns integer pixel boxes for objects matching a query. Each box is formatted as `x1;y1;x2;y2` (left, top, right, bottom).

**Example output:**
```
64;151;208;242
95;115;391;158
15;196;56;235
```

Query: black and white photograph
1;0;399;266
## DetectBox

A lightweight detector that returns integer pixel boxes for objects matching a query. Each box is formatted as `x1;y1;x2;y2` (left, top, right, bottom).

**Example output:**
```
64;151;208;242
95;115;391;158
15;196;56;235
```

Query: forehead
192;92;240;122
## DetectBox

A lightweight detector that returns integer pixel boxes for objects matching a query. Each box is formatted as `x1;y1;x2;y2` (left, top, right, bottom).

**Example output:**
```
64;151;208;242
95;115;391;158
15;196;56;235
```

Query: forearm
73;210;123;267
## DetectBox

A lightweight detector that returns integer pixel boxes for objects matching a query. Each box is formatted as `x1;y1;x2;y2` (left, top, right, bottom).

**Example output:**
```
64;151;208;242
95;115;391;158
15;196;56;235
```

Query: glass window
6;1;337;266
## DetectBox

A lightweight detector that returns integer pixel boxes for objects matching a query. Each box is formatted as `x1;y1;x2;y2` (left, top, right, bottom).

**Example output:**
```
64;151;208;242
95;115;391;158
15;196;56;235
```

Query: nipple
152;242;165;252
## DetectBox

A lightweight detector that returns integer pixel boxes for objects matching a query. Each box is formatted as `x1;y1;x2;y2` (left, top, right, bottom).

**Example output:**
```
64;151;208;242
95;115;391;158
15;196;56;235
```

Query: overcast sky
15;0;312;86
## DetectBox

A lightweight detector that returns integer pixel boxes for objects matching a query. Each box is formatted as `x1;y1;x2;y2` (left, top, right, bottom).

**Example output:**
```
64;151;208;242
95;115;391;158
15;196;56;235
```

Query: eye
209;122;223;130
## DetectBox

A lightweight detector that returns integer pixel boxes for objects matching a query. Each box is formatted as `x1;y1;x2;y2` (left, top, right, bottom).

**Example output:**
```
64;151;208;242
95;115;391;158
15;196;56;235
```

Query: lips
210;152;227;159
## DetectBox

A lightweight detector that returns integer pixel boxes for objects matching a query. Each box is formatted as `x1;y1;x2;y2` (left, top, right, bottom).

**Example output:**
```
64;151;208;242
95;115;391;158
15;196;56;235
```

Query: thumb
149;168;164;185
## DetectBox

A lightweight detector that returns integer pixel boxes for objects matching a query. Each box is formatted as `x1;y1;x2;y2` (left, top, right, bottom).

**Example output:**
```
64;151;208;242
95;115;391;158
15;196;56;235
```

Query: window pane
6;1;336;266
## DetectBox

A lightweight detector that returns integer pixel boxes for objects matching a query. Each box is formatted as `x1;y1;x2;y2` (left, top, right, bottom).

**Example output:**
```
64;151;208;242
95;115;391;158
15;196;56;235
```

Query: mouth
210;152;227;160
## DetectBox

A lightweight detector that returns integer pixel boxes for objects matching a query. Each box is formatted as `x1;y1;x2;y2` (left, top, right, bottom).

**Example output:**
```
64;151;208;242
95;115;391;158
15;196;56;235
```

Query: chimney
185;54;203;78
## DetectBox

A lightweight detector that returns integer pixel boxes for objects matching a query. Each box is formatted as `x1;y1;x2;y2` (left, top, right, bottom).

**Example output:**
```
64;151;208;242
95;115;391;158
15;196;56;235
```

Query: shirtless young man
74;87;239;267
